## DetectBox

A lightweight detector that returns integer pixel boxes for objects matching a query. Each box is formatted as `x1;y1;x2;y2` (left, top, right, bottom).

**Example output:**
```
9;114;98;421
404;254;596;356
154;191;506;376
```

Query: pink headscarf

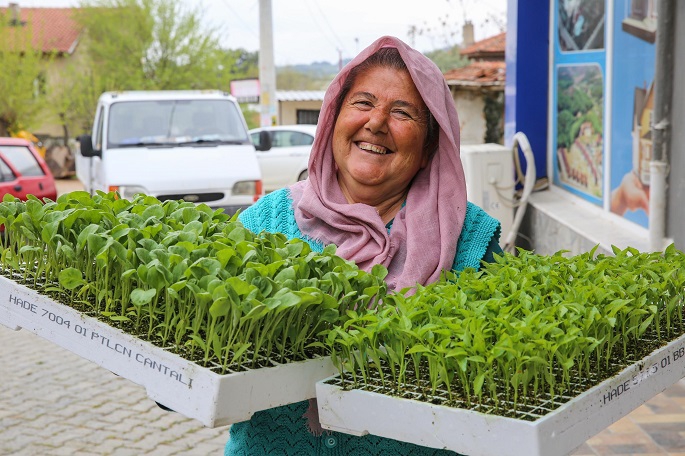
290;36;467;291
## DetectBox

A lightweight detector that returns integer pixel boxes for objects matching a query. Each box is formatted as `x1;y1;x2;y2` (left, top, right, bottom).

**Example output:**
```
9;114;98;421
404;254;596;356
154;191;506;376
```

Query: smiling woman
224;35;502;456
332;52;436;223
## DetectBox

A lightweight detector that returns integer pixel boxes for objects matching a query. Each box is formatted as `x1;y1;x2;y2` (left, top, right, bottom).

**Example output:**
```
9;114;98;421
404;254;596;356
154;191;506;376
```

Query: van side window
94;106;105;150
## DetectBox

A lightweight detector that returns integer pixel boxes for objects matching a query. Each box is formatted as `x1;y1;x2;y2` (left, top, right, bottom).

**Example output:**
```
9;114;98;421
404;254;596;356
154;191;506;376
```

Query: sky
8;0;507;65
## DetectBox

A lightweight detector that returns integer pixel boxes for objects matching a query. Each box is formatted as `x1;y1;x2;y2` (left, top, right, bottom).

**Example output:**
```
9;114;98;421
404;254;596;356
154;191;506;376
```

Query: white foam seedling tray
317;333;685;456
0;275;336;427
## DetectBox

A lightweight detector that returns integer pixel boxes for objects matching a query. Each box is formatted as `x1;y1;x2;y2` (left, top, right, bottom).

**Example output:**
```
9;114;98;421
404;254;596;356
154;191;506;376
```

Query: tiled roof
276;90;326;102
443;61;506;88
460;32;506;61
0;7;81;54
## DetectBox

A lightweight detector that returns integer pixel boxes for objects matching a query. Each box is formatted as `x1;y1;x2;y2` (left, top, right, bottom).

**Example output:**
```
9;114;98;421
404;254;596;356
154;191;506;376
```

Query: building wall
278;100;322;125
519;188;650;256
451;89;486;145
505;0;549;179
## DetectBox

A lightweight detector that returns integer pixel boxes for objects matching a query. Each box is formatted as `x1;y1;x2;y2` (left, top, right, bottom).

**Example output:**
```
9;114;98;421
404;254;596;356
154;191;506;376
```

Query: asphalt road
55;176;85;196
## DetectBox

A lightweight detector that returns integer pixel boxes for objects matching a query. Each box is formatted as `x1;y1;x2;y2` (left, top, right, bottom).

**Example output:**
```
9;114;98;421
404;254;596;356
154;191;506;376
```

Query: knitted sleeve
238;188;324;252
452;202;502;272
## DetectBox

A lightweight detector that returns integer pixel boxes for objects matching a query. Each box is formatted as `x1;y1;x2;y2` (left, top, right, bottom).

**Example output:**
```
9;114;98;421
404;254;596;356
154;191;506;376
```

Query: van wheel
298;170;308;181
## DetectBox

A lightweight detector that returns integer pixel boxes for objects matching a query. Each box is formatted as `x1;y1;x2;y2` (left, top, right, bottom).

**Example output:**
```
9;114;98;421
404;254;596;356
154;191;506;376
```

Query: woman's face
332;65;430;205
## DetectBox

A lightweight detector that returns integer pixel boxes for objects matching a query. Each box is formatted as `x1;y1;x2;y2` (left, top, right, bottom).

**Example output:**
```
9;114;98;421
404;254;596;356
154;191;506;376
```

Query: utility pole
259;0;277;126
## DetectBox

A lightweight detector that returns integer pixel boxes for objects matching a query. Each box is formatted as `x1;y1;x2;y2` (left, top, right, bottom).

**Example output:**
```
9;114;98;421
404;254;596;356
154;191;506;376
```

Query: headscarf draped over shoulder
289;35;467;291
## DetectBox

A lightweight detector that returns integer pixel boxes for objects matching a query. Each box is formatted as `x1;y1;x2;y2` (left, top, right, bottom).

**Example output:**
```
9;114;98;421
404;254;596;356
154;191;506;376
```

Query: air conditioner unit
461;144;514;247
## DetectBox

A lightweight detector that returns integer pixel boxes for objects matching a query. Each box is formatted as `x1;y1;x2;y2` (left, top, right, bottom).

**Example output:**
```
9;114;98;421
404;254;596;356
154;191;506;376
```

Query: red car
0;137;57;202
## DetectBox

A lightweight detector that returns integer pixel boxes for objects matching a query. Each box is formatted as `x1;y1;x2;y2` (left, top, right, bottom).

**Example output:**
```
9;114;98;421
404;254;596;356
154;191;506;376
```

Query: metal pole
649;0;675;252
259;0;278;127
652;0;674;163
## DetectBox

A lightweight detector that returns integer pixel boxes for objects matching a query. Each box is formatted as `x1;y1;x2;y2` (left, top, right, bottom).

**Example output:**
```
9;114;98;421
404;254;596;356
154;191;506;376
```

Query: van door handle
13;185;21;191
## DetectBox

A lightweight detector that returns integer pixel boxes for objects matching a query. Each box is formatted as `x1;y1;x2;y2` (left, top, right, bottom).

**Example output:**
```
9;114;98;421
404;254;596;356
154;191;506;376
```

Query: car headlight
232;180;258;196
109;185;148;200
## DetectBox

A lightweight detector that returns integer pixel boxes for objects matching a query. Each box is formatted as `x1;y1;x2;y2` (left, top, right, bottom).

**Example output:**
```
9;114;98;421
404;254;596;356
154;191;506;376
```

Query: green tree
425;46;468;73
74;0;230;89
51;64;103;137
54;0;256;137
0;13;53;136
224;48;258;80
277;66;331;90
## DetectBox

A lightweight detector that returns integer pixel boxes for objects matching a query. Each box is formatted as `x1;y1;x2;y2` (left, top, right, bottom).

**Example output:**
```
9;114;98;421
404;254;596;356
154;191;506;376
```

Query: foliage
424;46;468;73
325;246;685;413
50;62;103;136
3;192;683;419
277;66;333;91
53;0;258;137
0;13;53;136
483;92;504;144
0;192;388;373
240;104;260;131
223;48;258;81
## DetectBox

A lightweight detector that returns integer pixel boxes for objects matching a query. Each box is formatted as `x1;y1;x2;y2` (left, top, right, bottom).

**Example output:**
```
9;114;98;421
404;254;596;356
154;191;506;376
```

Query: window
250;132;261;148
269;131;314;147
0;146;45;177
0;158;16;182
296;110;320;125
289;132;314;146
94;106;105;151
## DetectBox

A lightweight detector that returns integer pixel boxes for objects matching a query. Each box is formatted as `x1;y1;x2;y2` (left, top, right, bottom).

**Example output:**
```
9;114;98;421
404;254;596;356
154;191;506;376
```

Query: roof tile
0;7;81;54
443;61;506;86
460;32;506;60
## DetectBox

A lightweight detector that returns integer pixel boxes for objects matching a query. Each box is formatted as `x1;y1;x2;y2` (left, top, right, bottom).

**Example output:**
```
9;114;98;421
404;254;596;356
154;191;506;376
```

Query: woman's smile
357;141;392;155
332;65;429;207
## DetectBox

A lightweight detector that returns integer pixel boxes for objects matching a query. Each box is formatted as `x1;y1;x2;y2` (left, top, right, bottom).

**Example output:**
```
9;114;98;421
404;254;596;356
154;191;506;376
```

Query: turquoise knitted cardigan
225;188;501;456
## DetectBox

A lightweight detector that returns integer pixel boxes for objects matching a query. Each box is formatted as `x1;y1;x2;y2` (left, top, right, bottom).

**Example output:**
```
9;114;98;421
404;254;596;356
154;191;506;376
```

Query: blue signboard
551;0;606;206
608;0;656;227
551;0;657;228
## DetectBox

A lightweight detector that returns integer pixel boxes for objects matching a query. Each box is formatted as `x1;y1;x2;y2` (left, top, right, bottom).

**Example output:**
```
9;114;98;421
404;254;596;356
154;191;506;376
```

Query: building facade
506;0;683;255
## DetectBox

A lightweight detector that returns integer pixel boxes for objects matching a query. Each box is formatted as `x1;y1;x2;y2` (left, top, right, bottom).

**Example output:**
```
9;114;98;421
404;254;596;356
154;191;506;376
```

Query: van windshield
107;99;250;148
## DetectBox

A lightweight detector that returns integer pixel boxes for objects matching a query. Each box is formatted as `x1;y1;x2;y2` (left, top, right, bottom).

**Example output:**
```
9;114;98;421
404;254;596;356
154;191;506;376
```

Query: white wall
279;100;322;125
451;89;486;145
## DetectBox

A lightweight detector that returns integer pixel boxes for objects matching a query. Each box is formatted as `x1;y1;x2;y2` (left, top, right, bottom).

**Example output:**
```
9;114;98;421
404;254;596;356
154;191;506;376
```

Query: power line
309;1;347;52
303;0;348;57
220;0;260;39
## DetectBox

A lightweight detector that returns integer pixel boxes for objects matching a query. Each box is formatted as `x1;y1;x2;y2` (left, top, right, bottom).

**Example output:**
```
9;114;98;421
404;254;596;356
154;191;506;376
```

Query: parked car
0;137;57;202
249;125;316;193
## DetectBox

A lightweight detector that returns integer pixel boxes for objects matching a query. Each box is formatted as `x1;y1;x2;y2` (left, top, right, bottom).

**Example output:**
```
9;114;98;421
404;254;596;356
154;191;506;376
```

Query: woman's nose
364;109;388;134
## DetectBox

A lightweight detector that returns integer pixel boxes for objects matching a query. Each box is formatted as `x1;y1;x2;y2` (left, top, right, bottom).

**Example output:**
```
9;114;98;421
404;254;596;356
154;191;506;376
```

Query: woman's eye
392;109;412;119
352;100;373;108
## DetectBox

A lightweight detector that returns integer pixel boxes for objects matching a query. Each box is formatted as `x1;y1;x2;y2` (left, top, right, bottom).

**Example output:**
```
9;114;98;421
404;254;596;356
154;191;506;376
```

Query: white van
76;90;268;214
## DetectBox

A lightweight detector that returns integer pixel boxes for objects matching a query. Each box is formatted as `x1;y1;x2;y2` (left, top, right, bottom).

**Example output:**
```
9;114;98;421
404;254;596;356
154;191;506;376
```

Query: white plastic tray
317;332;685;456
0;275;336;427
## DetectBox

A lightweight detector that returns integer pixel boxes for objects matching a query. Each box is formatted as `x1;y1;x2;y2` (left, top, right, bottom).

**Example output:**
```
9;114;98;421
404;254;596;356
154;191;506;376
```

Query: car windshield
107;99;250;148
